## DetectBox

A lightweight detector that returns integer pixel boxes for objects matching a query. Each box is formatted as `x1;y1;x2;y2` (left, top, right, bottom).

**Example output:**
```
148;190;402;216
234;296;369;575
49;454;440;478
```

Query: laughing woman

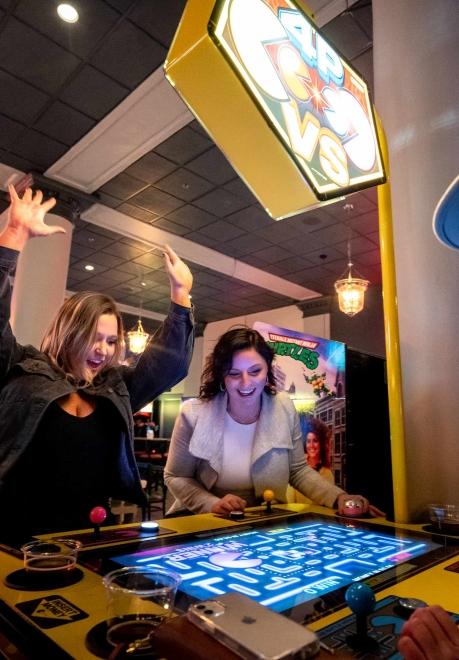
165;327;383;517
0;185;194;539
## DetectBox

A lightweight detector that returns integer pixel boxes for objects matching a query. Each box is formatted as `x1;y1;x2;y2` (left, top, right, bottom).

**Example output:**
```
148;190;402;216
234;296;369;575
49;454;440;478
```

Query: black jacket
0;246;194;505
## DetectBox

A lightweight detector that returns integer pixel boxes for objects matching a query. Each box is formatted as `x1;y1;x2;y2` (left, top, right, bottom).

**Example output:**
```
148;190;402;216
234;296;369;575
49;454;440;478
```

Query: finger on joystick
345;583;378;652
89;506;107;539
263;489;275;514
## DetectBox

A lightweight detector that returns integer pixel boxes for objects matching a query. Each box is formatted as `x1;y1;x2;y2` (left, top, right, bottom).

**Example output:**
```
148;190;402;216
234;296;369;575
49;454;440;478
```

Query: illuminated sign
165;0;385;218
210;0;384;200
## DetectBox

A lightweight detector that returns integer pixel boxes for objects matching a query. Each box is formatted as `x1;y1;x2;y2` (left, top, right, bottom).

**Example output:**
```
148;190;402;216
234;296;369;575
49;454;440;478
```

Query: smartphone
187;592;319;660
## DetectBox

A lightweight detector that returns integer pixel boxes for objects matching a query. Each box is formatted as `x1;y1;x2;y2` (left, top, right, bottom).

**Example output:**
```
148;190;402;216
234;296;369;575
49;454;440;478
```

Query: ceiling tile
321;11;371;61
223;233;273;256
0;70;50;124
280;231;329;254
225;205;273;232
305;246;345;264
133;253;165;270
12;129;67;168
117;202;159;223
165;204;217;231
154;126;213;165
270;255;314;274
223;178;258;204
90;21;166;89
15;0;121;58
335;235;377;255
70;243;97;260
354;249;381;266
0;114;24;149
95;191;122;209
103;242;147;260
129;186;184;215
60;65;129;120
193;188;249;217
348;211;379;235
150;216;190;235
127;0;187;46
85;251;124;269
100;173;148;200
34;101;95;146
250;245;295;264
198;219;246;242
308;222;349;245
254;220;305;243
89;268;136;284
0;17;81;94
188;118;209;138
125;151;177;184
182;231;219;249
73;228;116;250
155;168;214;201
186;146;236;185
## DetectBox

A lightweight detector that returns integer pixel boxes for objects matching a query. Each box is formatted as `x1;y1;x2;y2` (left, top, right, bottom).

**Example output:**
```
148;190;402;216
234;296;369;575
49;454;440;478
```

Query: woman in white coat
164;327;383;517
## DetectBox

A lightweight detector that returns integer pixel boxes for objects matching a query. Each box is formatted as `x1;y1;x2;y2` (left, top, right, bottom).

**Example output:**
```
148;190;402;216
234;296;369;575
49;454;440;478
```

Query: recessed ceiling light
84;264;95;271
57;3;79;23
140;282;146;287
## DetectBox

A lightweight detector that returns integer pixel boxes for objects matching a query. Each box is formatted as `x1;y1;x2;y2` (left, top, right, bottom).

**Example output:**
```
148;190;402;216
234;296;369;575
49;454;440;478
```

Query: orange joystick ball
263;489;275;514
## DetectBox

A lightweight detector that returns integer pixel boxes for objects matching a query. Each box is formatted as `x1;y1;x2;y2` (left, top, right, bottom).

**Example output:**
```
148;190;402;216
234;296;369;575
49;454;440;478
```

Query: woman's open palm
7;184;64;239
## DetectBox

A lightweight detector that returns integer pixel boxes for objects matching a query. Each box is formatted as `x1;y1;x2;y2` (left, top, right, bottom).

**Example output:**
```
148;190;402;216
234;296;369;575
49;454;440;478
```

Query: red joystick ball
89;506;107;525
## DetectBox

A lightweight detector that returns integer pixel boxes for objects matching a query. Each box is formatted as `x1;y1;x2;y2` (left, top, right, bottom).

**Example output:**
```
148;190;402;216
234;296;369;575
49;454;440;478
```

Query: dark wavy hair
199;327;276;400
300;415;331;468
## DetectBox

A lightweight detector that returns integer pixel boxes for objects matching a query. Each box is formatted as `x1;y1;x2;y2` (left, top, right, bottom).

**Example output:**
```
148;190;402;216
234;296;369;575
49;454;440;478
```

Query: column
373;0;459;518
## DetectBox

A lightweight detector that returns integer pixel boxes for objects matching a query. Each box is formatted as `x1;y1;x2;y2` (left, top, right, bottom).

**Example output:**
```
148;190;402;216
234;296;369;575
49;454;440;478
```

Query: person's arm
0;186;64;377
164;402;222;514
397;605;459;660
125;245;194;411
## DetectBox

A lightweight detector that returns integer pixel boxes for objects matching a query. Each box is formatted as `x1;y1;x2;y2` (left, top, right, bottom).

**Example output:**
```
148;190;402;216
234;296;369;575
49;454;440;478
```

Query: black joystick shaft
345;583;379;652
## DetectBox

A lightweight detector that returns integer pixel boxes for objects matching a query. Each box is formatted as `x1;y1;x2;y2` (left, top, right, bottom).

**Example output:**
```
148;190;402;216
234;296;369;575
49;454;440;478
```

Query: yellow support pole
375;112;409;523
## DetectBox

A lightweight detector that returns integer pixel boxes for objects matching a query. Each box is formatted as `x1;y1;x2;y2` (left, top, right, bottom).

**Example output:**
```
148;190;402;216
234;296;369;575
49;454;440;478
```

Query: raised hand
2;185;65;250
163;244;193;307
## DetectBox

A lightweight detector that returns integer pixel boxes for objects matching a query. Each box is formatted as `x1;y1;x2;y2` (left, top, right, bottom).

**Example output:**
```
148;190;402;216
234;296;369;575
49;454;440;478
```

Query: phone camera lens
204;609;214;615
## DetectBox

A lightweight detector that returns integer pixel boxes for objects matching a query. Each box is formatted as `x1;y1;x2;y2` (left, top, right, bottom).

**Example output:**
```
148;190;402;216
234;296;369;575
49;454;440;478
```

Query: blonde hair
40;292;125;384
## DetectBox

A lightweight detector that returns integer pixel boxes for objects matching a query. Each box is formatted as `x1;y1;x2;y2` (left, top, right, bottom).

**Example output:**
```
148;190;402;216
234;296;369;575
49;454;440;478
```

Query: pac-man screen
110;519;443;617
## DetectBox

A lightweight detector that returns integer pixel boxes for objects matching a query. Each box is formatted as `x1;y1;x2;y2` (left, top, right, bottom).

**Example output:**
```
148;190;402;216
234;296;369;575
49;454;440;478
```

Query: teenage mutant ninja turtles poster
253;321;347;488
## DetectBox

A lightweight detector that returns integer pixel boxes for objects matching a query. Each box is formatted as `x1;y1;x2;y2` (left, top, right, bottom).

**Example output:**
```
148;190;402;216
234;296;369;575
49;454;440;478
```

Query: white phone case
187;592;320;660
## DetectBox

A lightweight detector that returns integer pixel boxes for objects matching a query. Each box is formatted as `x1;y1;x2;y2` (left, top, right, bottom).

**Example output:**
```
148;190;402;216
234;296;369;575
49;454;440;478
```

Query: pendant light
334;203;369;317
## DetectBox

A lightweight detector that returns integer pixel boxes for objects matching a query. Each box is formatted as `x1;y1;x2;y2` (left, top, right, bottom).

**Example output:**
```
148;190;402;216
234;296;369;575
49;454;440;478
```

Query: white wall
374;0;459;517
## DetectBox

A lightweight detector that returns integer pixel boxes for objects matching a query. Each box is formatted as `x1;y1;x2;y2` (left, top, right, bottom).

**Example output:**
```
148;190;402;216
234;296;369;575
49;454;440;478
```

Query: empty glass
103;566;181;650
21;539;81;573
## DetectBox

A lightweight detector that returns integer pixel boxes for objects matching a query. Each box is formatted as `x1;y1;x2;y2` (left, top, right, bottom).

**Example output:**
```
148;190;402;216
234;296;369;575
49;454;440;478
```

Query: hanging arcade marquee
165;0;385;219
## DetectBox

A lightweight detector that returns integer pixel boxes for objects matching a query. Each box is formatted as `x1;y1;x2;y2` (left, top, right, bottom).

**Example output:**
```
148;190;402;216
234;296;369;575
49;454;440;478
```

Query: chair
138;462;167;519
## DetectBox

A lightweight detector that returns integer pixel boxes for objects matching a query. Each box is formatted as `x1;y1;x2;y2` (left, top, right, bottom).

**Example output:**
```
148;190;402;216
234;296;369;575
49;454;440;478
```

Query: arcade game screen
103;517;449;622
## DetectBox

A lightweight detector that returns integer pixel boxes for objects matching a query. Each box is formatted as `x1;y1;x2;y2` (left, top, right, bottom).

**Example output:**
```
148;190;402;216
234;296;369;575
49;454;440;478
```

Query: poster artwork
253;322;347;489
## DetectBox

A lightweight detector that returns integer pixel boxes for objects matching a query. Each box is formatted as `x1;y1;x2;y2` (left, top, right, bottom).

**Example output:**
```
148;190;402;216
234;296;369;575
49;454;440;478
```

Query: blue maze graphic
113;522;440;613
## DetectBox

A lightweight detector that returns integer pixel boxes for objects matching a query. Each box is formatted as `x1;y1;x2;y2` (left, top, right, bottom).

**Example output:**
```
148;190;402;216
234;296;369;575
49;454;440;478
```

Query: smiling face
224;348;268;410
306;431;321;466
83;313;119;381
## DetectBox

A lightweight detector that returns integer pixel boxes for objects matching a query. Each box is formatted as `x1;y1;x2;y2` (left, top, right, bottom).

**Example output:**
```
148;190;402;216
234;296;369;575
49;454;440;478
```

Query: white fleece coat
164;391;344;514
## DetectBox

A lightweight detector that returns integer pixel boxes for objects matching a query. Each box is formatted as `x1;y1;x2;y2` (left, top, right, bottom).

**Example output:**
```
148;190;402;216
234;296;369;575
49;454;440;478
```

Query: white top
214;413;256;491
